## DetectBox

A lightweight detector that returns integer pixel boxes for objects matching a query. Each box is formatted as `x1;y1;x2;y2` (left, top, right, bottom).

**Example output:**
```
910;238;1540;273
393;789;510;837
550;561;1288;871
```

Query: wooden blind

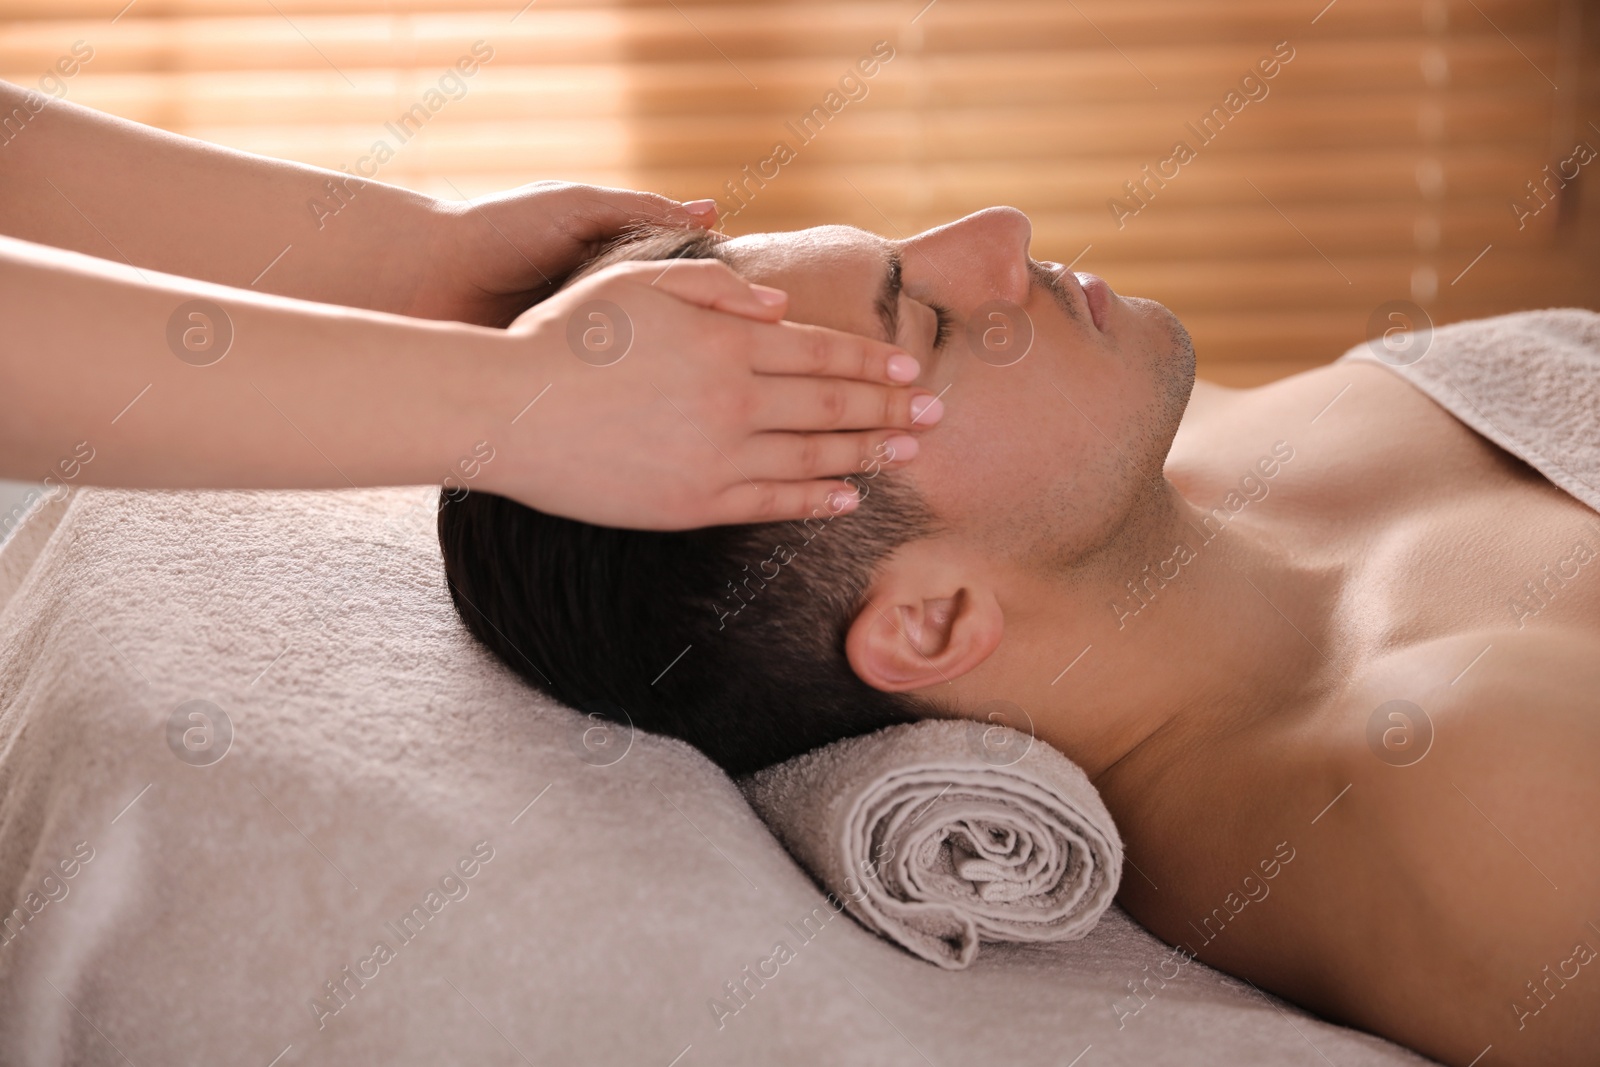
3;0;1596;384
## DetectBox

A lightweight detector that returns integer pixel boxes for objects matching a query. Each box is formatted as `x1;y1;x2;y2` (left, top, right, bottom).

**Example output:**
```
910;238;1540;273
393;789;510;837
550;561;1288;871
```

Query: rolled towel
740;718;1122;970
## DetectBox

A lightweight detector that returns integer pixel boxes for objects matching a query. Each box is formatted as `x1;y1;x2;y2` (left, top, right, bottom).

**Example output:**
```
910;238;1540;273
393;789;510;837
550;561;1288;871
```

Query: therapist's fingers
737;430;920;482
748;320;923;384
555;182;718;240
627;257;790;323
643;265;922;383
609;260;922;386
493;260;939;529
709;479;868;525
751;375;945;432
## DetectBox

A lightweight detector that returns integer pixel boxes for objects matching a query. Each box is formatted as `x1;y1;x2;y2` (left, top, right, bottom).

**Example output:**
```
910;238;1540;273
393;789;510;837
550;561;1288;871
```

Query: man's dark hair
437;226;937;777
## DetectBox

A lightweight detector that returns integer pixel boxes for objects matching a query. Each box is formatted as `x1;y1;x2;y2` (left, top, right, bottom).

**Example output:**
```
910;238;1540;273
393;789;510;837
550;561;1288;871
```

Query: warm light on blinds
2;0;1596;382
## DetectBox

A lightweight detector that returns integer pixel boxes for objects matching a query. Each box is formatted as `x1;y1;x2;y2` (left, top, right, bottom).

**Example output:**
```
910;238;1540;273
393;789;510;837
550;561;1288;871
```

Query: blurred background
1;0;1597;389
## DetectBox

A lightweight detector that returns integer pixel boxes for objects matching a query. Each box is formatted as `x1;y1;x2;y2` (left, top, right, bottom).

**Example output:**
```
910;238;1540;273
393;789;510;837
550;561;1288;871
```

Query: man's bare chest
1175;361;1600;645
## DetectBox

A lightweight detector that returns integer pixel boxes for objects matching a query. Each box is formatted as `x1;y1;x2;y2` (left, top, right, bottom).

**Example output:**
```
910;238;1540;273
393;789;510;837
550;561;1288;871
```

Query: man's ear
844;544;1003;693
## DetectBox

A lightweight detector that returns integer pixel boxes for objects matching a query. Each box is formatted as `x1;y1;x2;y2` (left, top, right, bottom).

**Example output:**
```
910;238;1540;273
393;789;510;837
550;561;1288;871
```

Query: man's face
719;207;1196;566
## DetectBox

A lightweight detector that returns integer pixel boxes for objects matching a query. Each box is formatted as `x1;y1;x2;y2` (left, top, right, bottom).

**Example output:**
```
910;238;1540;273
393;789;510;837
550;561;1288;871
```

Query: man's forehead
719;224;885;273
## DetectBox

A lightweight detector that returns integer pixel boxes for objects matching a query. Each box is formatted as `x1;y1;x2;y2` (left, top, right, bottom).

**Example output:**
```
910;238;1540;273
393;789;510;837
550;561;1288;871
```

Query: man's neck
980;477;1349;781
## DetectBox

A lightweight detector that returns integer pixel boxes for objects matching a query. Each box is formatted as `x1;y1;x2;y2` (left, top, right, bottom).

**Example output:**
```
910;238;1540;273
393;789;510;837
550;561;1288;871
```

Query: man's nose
904;206;1032;305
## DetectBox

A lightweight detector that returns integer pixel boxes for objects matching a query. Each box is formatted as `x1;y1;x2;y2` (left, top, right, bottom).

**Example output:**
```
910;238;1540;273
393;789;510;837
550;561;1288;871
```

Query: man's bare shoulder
1113;628;1600;1065
1299;632;1600;1064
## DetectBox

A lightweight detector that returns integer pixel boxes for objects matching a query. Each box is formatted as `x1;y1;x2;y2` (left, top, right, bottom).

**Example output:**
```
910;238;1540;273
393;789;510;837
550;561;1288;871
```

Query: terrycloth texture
743;720;1121;969
1340;308;1600;513
0;487;1434;1066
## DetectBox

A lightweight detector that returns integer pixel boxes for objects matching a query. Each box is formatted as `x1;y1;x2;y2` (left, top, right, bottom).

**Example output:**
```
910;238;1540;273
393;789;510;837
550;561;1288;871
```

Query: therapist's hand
0;84;718;327
419;181;718;327
485;258;936;529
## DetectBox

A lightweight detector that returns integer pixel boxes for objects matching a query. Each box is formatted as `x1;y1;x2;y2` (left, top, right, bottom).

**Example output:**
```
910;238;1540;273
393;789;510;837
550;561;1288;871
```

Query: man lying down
437;207;1599;1066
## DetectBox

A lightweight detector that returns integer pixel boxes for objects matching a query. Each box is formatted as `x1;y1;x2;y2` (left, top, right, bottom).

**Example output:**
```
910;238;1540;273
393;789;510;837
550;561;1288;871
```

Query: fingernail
909;394;944;425
683;198;718;216
886;353;920;382
751;284;787;307
884;434;919;462
827;488;860;513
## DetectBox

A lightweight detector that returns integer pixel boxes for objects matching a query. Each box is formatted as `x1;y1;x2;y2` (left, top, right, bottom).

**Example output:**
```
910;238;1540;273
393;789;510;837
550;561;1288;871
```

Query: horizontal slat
574;147;1575;196
1182;280;1598;369
1086;249;1591;307
0;30;1562;91
0;0;1560;25
79;116;1555;174
0;0;1591;393
335;148;1565;206
30;75;1556;154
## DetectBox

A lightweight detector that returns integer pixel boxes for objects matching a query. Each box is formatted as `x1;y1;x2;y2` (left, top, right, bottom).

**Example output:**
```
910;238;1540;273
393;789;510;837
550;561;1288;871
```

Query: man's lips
1034;260;1109;334
1074;272;1111;333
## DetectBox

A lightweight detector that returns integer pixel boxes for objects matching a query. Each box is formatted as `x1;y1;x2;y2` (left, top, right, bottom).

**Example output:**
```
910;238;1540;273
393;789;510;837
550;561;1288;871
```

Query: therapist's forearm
0;233;509;493
0;79;453;318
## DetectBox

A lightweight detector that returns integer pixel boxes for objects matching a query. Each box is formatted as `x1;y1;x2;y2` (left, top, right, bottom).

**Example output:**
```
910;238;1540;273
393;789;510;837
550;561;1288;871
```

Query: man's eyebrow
873;247;902;345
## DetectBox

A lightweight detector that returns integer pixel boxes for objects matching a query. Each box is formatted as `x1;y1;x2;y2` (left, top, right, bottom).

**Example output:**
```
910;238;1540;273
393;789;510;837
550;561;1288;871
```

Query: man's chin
1123;295;1197;428
1124;294;1195;370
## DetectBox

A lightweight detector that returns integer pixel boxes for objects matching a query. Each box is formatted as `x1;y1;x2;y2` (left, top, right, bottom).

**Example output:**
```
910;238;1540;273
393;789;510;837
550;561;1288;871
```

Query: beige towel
1340;307;1600;513
742;719;1122;970
0;489;1433;1066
